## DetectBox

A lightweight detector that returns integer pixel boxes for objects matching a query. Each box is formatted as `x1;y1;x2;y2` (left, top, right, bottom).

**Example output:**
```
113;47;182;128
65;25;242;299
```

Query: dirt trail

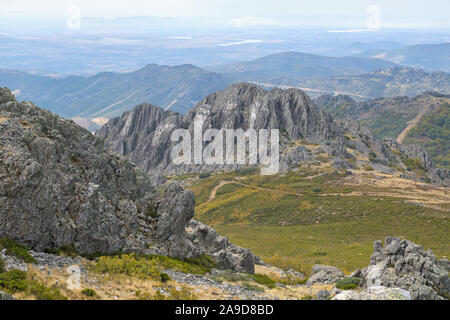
203;178;450;212
396;104;433;143
204;180;303;205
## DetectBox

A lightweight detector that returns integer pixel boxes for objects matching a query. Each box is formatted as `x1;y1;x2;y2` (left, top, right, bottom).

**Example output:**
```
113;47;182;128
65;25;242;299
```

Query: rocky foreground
1;237;448;300
0;87;253;273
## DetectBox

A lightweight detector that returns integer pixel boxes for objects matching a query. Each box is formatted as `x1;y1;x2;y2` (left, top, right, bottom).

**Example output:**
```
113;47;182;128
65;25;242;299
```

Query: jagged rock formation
0;87;254;273
360;237;450;300
96;83;448;185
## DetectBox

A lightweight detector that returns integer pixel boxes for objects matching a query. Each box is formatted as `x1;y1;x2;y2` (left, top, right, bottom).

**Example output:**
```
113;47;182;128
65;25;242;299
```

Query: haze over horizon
1;0;450;30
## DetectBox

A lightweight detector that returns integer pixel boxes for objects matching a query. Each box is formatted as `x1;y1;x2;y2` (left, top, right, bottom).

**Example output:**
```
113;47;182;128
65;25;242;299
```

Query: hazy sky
1;0;449;29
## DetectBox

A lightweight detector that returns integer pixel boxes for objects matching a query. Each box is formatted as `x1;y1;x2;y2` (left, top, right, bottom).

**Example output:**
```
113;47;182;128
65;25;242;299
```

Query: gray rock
0;88;254;273
306;265;345;285
0;291;15;300
96;83;448;186
360;237;450;300
315;289;330;300
332;286;411;300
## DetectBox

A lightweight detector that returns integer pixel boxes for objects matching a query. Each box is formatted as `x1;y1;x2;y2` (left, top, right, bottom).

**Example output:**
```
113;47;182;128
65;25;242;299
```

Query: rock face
96;83;448;186
360;237;450;300
96;83;340;181
306;265;345;285
0;87;254;273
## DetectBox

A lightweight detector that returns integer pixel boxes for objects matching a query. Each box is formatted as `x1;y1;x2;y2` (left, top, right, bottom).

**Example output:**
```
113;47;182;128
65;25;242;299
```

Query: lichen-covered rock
360;237;450;300
306;265;345;285
0;87;254;273
332;286;411;300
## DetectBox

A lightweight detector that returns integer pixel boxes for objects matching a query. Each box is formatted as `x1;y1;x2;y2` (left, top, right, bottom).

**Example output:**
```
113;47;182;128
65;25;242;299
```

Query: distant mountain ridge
0;64;231;128
287;67;450;99
355;42;450;72
209;51;398;82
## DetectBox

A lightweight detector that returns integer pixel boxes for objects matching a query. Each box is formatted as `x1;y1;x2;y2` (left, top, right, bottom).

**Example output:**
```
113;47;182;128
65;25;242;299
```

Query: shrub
336;277;361;290
30;282;67;300
253;274;276;289
91;253;217;280
92;254;160;279
241;282;264;292
0;238;36;263
199;173;211;179
81;288;97;297
301;294;314;300
0;257;5;273
184;254;218;273
278;277;307;286
44;245;78;258
0;270;28;293
160;273;171;283
144;204;158;219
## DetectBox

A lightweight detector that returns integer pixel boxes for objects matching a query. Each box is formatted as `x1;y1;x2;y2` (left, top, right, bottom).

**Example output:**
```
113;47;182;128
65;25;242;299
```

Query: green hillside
182;164;450;274
404;102;450;169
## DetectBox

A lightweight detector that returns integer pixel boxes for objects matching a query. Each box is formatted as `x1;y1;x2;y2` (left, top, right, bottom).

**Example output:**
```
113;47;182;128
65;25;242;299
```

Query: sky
0;0;449;29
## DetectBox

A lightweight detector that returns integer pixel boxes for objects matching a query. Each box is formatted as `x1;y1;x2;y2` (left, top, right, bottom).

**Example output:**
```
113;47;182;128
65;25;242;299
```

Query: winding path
396;104;433;143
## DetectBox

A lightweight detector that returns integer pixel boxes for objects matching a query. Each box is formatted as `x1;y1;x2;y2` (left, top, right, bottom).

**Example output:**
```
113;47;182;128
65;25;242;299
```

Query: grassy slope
404;102;450;169
188;166;449;275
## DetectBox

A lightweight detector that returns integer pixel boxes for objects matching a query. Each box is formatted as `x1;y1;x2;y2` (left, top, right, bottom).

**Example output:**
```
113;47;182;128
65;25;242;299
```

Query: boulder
332;286;411;300
306;265;345;285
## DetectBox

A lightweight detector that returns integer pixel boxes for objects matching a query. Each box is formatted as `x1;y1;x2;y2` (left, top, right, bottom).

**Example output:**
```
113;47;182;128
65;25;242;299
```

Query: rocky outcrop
0;87;254;273
96;83;448;186
96;83;342;181
306;265;345;285
360;237;450;300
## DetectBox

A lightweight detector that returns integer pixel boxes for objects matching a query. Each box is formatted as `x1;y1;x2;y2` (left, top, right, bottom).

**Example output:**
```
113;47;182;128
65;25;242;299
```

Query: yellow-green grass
188;169;449;274
215;215;449;275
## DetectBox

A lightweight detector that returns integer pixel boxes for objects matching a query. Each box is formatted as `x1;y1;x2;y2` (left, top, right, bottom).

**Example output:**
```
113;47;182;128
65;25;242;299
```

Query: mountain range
208;51;398;82
1;50;449;133
354;42;450;72
0;64;231;130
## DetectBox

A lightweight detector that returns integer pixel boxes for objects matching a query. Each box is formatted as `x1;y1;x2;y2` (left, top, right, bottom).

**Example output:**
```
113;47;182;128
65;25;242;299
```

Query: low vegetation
404;102;449;169
336;277;361;290
0;269;67;300
0;238;36;264
81;288;97;297
252;274;276;288
188;168;449;274
91;253;218;280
